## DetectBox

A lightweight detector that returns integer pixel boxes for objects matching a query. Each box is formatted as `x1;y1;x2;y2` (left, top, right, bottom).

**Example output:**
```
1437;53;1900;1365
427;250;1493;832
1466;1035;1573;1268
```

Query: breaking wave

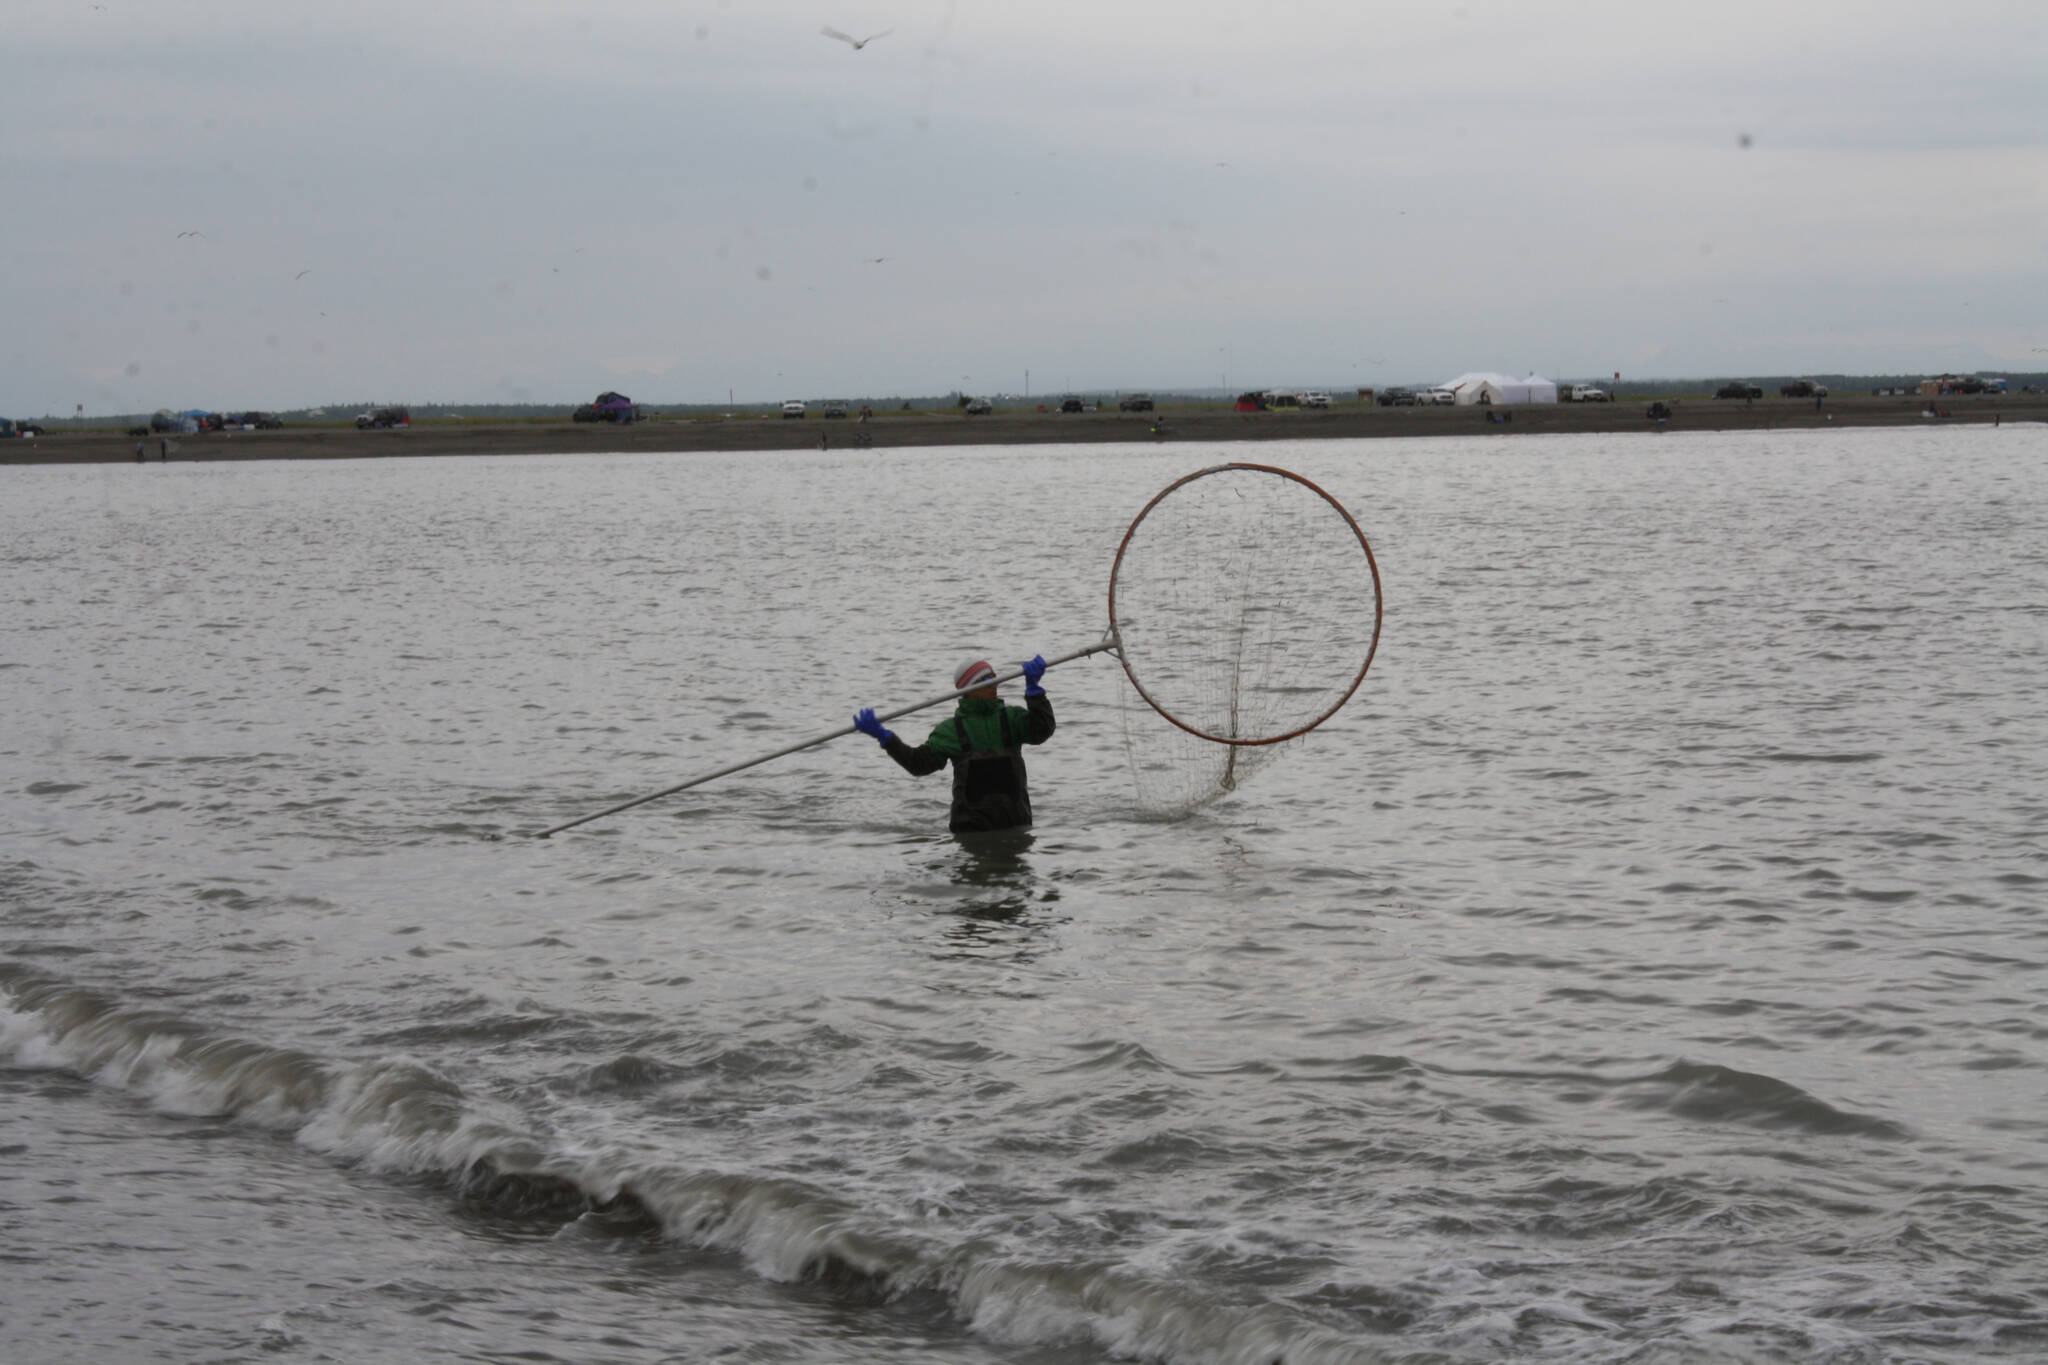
0;964;1384;1365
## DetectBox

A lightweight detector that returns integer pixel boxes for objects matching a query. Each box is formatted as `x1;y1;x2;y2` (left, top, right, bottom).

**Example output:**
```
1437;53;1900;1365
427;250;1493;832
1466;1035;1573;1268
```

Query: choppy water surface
3;429;2045;1364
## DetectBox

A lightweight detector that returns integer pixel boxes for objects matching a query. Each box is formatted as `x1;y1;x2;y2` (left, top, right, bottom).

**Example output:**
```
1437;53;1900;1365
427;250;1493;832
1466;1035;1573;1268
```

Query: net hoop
1107;461;1382;747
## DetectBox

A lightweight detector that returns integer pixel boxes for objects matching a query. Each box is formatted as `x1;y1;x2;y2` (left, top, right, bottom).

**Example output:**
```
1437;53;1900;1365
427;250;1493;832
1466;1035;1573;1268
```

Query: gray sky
7;0;2045;414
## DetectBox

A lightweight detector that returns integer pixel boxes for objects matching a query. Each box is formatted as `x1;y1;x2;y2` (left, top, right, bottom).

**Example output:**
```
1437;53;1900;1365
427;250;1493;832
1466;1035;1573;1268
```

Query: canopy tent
1439;372;1559;405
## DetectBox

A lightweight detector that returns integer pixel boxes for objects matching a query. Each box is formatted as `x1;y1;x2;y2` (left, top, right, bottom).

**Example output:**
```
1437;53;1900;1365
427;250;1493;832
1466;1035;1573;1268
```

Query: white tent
1439;372;1559;405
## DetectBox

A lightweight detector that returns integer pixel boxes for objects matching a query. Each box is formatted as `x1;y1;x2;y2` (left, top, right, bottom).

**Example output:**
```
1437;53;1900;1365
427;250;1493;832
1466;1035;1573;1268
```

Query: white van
781;400;806;419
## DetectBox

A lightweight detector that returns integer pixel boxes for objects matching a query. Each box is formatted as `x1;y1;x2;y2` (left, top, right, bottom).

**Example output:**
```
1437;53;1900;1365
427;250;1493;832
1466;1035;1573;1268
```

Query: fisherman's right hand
853;708;895;746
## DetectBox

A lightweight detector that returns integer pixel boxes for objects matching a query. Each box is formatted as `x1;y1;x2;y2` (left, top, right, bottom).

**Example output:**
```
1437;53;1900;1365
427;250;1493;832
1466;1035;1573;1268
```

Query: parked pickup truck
1568;385;1609;402
1779;380;1828;398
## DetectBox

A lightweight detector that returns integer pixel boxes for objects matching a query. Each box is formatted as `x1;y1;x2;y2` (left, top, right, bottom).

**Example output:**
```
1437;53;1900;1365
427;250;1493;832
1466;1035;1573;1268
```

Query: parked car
355;407;410;429
964;398;992;415
1568;385;1609;402
1420;388;1458;405
822;400;849;419
781;400;806;419
1118;393;1154;412
1376;387;1418;407
1779;380;1827;398
1300;391;1331;409
1059;396;1084;413
1714;382;1763;399
573;391;639;423
238;411;284;429
127;425;151;437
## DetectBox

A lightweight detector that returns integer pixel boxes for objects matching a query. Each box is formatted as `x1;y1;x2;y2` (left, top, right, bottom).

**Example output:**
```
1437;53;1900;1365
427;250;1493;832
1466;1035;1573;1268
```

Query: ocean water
3;428;2045;1364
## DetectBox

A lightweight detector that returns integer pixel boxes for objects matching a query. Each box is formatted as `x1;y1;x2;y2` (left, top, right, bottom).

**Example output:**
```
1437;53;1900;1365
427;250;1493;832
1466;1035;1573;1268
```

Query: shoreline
3;393;2033;465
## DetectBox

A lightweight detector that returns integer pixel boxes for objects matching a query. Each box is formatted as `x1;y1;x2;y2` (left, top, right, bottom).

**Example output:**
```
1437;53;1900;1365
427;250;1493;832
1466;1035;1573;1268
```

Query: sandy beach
4;391;2035;465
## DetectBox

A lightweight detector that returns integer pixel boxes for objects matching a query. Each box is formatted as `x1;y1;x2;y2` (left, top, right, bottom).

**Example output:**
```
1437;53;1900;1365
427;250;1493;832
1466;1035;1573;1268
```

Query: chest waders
949;708;1032;833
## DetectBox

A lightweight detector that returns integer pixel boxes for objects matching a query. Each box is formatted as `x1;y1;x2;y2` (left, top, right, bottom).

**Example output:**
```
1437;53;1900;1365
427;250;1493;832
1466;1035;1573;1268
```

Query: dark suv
1376;387;1418;406
356;407;411;429
1059;396;1085;413
1715;382;1762;400
1118;394;1154;412
573;391;638;423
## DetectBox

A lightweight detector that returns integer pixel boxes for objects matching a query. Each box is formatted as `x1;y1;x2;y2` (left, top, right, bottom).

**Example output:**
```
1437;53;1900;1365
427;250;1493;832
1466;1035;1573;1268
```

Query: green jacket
884;693;1056;832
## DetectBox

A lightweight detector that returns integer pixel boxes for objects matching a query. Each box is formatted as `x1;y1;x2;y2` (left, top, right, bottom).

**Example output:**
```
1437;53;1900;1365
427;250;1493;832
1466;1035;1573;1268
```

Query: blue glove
853;707;895;747
1021;654;1047;697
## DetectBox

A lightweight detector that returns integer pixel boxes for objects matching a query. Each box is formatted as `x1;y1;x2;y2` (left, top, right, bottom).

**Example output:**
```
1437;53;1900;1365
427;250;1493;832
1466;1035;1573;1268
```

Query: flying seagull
293;269;311;279
176;230;204;238
822;25;891;49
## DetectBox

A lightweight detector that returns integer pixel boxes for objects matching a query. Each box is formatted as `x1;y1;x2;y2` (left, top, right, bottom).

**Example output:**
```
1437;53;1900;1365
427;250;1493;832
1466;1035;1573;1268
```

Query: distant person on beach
135;440;145;462
158;438;168;460
853;656;1055;834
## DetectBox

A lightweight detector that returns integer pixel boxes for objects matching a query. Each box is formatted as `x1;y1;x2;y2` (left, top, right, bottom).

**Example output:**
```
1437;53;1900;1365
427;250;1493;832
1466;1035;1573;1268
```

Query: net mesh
1108;464;1380;812
1115;669;1302;817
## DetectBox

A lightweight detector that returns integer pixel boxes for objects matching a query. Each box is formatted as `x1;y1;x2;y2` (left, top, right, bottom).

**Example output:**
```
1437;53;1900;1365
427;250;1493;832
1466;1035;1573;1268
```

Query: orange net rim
1106;461;1384;747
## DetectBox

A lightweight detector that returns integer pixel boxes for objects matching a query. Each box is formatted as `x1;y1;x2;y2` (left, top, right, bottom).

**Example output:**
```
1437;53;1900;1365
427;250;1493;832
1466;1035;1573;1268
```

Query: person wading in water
852;655;1053;833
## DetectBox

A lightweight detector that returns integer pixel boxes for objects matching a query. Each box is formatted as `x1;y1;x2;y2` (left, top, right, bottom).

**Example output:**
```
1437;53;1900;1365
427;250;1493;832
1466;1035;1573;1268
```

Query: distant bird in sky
176;230;203;238
293;269;310;279
821;25;891;50
867;257;888;264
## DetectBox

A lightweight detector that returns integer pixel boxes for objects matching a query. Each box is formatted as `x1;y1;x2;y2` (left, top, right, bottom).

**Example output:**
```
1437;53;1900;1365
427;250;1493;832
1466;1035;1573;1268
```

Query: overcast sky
6;0;2045;414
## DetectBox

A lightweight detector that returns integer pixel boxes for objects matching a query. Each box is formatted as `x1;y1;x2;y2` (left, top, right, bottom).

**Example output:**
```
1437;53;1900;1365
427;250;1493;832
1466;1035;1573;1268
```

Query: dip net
1108;463;1382;815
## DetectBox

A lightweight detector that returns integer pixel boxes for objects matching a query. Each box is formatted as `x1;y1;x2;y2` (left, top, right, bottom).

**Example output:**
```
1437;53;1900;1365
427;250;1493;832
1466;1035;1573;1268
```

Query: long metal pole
531;632;1118;838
